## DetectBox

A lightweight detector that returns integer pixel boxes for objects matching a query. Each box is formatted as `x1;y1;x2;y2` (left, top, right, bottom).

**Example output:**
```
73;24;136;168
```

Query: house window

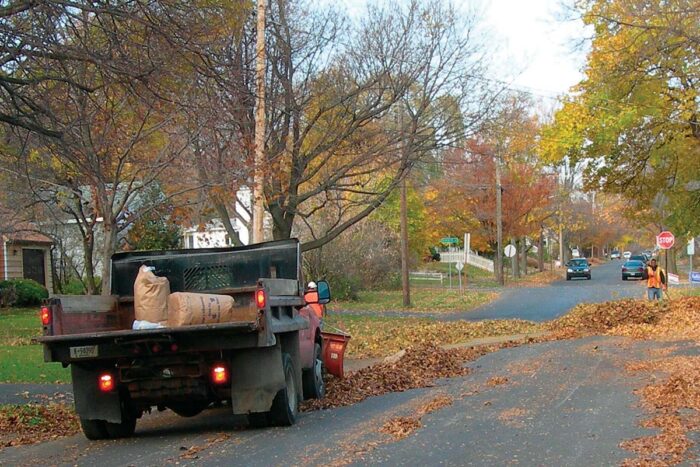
225;234;231;246
23;249;46;286
186;235;194;249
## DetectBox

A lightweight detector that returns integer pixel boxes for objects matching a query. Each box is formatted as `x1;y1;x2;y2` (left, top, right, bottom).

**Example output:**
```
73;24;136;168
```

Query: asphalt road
329;259;646;322
2;336;696;466
460;259;645;322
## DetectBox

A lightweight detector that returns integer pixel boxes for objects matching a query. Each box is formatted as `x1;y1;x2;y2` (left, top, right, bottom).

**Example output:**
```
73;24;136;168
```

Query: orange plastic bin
321;330;351;379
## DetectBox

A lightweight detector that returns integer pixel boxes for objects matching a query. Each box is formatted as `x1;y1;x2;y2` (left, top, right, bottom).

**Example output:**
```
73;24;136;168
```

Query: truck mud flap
230;345;285;414
72;365;123;423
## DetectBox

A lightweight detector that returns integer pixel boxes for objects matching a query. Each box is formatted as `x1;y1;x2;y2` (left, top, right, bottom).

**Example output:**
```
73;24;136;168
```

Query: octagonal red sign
656;231;675;250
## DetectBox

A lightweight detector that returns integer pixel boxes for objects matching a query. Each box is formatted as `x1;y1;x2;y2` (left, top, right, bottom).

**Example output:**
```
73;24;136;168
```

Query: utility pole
252;0;267;243
495;152;504;285
400;176;411;306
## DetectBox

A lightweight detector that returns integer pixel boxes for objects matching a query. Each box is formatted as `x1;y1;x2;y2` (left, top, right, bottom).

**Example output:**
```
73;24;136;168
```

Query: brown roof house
0;224;53;291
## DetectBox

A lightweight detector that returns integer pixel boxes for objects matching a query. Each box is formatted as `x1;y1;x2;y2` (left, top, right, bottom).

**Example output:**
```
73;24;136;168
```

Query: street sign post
441;237;459;245
504;244;516;258
456;261;464;293
690;239;696;277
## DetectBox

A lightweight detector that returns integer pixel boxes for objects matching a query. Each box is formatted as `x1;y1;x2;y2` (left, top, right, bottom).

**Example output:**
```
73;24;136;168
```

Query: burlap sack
134;265;170;324
167;292;236;327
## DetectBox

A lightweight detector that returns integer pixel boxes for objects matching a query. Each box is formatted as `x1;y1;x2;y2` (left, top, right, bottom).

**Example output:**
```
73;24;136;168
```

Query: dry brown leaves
380;394;455;441
380;416;422;440
0;403;79;449
302;344;501;412
621;355;700;465
179;433;231;460
546;299;668;338
498;408;529;428
486;376;509;387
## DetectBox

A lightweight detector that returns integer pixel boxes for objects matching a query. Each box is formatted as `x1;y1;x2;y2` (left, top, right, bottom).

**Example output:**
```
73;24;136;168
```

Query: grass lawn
329;288;498;313
0;307;70;384
324;313;540;359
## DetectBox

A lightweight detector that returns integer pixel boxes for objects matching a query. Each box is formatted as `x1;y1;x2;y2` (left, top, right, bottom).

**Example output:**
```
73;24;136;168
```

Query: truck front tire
247;352;298;428
269;353;298;426
302;342;325;400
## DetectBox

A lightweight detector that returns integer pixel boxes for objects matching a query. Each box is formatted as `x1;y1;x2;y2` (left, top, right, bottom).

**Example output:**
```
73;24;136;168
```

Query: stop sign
656;231;675;250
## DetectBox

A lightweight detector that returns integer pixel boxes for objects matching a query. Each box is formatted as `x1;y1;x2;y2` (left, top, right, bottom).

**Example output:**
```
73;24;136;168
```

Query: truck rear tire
302;342;325;400
104;416;136;438
269;353;297;426
80;418;108;440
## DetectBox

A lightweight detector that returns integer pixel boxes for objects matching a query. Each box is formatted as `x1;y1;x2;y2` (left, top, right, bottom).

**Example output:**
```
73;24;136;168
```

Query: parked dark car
566;258;591;280
622;260;647;280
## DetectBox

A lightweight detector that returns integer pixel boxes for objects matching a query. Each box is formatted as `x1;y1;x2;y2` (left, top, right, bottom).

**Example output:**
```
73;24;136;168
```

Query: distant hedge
0;279;49;307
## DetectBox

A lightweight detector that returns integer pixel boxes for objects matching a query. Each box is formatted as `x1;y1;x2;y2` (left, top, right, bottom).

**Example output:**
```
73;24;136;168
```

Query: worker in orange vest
645;258;666;301
304;281;324;319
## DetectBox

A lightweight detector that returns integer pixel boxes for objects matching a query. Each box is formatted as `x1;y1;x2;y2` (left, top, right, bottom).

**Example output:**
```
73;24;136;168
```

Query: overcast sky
333;0;591;110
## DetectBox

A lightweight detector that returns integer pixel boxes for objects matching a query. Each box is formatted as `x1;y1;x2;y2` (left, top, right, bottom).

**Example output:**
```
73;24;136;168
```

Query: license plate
630;273;639;276
70;345;98;359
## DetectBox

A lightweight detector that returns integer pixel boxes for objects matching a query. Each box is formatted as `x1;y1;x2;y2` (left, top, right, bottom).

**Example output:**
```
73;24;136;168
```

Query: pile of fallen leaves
545;299;667;338
330;318;540;359
302;344;495;411
610;296;700;341
546;296;700;341
622;355;700;465
0;403;79;448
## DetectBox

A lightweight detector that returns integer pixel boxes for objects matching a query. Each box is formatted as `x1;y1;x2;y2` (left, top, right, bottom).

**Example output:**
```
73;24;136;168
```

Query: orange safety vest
647;266;663;288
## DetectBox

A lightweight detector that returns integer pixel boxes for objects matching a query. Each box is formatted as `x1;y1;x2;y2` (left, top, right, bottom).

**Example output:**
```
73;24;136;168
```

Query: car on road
566;258;591;280
629;254;648;266
610;250;621;260
622;260;647;280
623;251;632;260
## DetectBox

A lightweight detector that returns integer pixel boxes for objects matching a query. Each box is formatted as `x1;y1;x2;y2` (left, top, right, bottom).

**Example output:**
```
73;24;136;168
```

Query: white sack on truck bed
134;265;170;325
167;292;237;327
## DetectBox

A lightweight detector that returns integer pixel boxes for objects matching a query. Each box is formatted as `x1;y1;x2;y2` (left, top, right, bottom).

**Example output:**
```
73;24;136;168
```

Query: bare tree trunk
100;222;118;296
400;178;410;307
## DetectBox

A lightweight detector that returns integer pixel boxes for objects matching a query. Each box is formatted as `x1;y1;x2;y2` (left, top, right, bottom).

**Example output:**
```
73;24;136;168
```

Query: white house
182;218;250;248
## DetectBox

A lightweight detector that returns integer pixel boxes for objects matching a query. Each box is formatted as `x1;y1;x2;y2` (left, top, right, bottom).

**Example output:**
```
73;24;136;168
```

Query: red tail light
211;363;229;385
255;289;266;309
40;306;51;326
622;268;627;272
98;373;114;392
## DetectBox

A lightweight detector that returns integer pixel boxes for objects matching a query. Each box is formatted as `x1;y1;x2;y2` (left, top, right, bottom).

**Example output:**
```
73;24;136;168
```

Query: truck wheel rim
286;367;296;414
314;356;324;394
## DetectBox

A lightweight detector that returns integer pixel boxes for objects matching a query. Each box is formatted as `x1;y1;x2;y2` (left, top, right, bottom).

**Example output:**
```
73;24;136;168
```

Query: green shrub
0;279;49;307
62;279;86;295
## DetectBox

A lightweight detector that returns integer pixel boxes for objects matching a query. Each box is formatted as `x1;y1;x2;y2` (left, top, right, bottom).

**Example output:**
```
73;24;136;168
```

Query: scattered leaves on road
498;408;529;428
380;416;422;440
302;343;505;412
179;433;231;460
621;355;700;465
486;376;509;387
0;403;79;449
